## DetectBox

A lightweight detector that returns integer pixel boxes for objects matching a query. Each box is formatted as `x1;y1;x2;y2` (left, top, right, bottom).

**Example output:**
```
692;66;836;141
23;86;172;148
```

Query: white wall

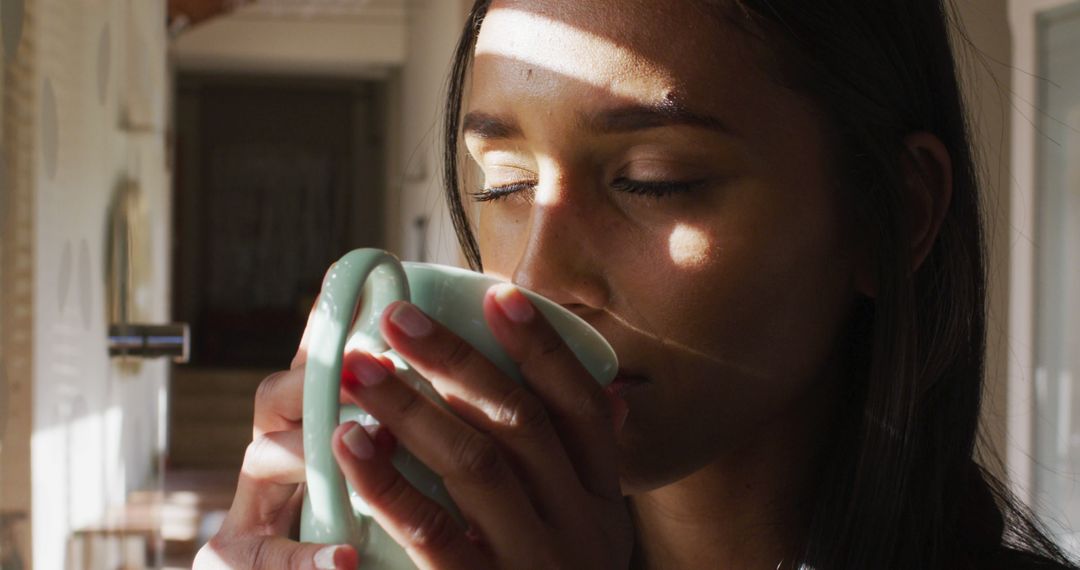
170;9;407;77
1007;0;1080;549
0;0;35;563
390;0;468;266
25;0;171;567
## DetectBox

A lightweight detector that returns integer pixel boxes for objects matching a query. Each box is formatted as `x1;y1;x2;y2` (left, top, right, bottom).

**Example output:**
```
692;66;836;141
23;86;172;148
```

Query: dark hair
441;1;1076;568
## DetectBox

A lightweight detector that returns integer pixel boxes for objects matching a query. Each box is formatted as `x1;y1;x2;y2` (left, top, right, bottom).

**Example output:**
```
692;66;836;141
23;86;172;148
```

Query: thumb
194;536;358;570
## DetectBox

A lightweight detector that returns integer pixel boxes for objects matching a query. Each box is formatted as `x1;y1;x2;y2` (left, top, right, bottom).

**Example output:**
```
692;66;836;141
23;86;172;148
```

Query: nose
510;182;610;314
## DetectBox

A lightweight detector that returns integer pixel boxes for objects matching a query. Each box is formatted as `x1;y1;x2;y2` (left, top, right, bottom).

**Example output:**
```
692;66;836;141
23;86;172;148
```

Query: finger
254;368;304;438
194;535;357;570
227;430;306;534
239;429;306;486
331;421;489;570
376;301;583;520
340;353;545;562
254;365;358;439
483;284;622;501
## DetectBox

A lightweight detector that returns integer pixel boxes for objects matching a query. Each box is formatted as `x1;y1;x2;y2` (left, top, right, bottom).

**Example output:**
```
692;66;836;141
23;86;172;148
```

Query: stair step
169;368;278;470
169;423;252;470
171;368;274;396
171;398;255;422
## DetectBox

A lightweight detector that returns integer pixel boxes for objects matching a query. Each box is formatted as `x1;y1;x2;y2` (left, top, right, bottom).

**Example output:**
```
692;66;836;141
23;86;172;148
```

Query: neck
628;389;837;569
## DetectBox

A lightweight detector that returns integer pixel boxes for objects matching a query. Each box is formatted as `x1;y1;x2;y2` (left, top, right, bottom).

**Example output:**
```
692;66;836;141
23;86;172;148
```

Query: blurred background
0;0;1077;568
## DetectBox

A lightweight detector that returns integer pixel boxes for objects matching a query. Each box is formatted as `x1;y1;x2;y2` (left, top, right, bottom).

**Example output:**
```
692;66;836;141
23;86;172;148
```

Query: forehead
470;0;769;124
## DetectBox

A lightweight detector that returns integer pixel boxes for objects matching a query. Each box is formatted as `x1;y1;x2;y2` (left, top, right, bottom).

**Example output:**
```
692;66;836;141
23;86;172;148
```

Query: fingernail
343;422;375;460
493;284;535;324
348;354;387;387
314;544;344;570
389;302;433;338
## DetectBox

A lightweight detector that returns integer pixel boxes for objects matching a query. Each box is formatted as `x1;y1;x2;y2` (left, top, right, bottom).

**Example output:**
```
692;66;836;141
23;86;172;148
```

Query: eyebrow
463;100;733;140
584;100;733;135
463;112;524;140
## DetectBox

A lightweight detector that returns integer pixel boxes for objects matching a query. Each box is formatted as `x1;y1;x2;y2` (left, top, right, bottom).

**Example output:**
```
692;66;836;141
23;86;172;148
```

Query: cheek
614;186;852;353
678;199;854;379
612;188;856;488
476;204;529;278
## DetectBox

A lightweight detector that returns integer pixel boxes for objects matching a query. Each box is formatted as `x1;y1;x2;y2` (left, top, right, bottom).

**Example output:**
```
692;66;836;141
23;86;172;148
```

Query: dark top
983;547;1077;569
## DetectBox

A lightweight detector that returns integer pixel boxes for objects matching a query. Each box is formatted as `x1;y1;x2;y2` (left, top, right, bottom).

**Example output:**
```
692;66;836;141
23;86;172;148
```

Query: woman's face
465;0;858;493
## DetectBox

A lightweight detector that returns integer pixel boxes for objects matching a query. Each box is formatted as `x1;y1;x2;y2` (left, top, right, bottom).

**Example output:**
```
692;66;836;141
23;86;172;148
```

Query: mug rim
400;260;618;385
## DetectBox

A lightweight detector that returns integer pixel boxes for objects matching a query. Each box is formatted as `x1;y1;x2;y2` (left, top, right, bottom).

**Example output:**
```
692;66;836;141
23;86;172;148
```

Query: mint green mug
299;248;618;568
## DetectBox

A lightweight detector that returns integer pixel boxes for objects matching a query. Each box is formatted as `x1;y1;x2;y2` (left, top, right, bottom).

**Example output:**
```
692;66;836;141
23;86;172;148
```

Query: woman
196;1;1078;568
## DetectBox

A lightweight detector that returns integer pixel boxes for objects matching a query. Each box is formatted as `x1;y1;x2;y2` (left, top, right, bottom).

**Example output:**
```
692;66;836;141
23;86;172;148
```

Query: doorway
168;74;387;481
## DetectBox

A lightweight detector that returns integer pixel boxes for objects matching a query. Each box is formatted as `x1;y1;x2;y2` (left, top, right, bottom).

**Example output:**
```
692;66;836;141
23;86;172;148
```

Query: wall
0;0;171;568
1;0;36;564
389;0;469;265
170;7;407;77
1013;0;1080;547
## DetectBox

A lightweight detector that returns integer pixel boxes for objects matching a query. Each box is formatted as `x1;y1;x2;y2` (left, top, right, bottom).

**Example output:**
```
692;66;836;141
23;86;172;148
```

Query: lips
605;370;649;398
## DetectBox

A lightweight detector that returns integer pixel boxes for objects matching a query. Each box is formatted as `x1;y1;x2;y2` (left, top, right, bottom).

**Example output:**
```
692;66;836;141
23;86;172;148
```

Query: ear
852;132;953;298
902;132;953;272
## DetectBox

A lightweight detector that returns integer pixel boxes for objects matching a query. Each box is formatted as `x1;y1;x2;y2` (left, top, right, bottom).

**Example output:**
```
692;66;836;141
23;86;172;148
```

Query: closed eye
469;177;706;203
469;181;537;203
610;177;706;197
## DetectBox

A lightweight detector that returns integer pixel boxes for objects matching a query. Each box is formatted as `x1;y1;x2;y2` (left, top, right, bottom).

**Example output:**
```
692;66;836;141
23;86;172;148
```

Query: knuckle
367;473;461;552
534;331;565;359
389;386;424;420
371;470;413;510
248;537;275;569
287;544;316;569
241;437;270;479
491;387;550;438
254;370;287;411
441;336;475;371
450;431;504;485
574;386;612;424
402;503;459;552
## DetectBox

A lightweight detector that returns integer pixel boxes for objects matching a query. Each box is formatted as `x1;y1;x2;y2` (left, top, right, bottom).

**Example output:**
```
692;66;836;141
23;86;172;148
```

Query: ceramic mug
299;248;618;568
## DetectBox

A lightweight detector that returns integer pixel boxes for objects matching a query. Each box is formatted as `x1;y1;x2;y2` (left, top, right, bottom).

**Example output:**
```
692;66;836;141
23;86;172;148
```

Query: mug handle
300;249;409;549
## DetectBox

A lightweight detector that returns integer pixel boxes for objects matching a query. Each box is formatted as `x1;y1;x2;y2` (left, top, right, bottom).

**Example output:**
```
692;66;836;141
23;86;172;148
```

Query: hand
329;284;633;569
193;302;360;570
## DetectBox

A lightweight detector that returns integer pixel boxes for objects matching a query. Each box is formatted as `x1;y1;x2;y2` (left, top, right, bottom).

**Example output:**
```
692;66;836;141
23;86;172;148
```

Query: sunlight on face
534;183;558;206
475;7;667;103
667;223;712;268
